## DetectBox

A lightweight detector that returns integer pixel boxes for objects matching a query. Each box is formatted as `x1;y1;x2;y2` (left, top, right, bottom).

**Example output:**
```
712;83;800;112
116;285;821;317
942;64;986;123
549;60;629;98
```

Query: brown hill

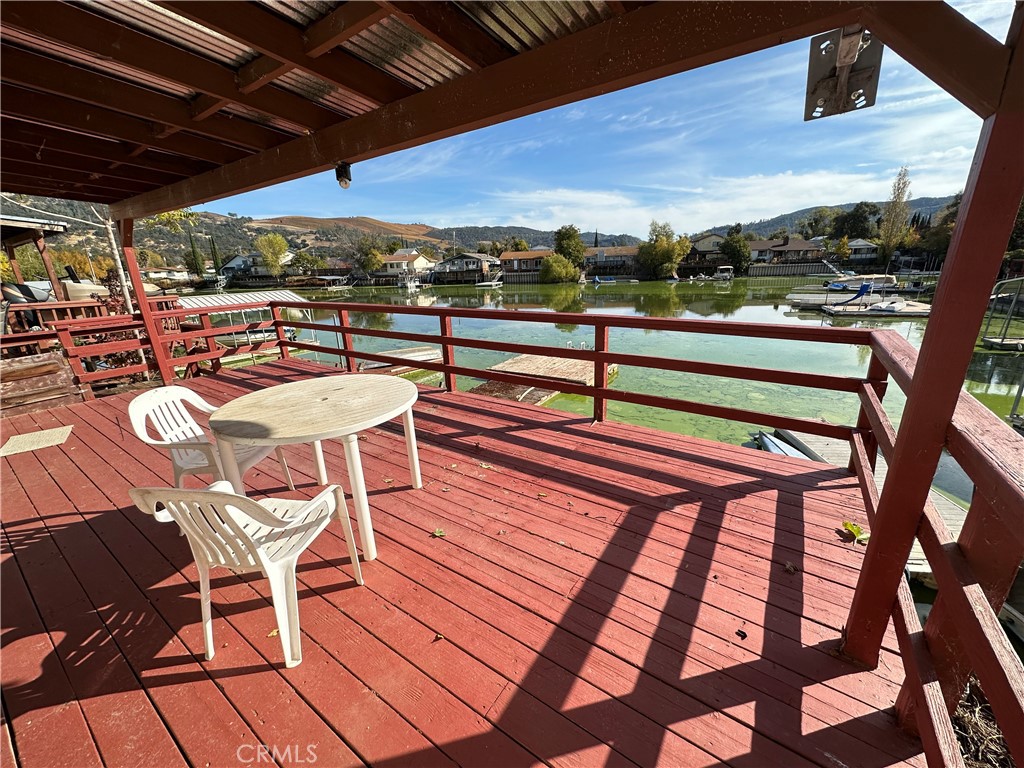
251;215;441;243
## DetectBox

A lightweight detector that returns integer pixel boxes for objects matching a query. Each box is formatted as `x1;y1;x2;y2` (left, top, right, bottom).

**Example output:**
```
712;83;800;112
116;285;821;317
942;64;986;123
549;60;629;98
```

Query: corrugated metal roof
275;70;375;116
257;0;334;27
85;0;253;68
344;16;470;89
458;1;614;53
176;290;307;313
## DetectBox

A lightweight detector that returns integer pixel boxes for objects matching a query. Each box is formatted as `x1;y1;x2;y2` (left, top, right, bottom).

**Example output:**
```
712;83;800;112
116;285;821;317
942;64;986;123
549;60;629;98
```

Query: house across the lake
432;252;500;284
381;248;436;276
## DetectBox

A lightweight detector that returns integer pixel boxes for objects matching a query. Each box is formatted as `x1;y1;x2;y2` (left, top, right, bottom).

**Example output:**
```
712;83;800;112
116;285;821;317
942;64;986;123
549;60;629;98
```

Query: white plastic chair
129;385;294;490
130;481;363;668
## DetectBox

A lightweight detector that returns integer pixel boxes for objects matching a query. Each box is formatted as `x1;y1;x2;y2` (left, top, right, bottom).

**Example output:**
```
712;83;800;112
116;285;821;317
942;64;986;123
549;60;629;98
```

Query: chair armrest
252;485;340;529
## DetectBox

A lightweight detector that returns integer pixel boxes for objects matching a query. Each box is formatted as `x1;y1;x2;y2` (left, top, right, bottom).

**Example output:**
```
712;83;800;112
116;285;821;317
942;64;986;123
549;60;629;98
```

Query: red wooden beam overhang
2;1;1022;722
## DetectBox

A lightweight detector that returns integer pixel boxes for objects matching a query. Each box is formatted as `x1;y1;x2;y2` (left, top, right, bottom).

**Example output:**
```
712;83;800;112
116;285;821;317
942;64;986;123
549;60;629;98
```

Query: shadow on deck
1;359;923;767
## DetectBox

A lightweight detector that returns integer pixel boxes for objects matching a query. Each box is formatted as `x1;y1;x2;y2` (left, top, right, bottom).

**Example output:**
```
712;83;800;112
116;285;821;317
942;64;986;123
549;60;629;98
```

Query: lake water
286;277;1023;505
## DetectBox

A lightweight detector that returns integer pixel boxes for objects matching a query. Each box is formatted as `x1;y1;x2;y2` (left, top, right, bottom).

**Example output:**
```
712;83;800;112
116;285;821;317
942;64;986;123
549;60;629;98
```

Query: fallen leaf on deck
267;629;279;637
431;528;447;538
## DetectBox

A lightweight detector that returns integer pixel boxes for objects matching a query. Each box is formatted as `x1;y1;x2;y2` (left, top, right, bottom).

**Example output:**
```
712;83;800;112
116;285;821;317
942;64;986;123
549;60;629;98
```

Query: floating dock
822;300;932;317
787;292;892;309
469;353;617;404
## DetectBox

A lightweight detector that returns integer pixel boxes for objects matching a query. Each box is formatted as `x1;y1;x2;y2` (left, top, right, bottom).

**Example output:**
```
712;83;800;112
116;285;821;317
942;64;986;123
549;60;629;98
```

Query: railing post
336;308;357;373
55;325;93;400
119;219;173;383
199;312;221;373
895;494;1024;728
593;320;609;421
850;351;888;472
440;312;456;392
843;49;1024;666
271;304;290;359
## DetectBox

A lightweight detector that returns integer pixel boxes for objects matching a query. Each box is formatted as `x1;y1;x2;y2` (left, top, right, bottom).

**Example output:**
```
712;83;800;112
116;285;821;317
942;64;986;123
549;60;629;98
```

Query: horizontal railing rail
49;315;152;394
266;300;875;440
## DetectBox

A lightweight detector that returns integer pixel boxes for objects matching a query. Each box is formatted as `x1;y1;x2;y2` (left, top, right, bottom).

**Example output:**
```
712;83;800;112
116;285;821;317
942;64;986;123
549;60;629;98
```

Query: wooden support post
119;219;173;384
593;321;609;422
843;39;1024;666
896;495;1024;728
440;313;456;392
337;308;356;372
849;353;888;473
4;244;24;283
33;231;64;300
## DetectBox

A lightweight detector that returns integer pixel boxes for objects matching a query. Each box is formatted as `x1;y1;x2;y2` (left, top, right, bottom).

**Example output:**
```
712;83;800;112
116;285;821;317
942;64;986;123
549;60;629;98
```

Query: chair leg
267;564;302;668
333;487;364;586
196;560;215;661
275;447;295;490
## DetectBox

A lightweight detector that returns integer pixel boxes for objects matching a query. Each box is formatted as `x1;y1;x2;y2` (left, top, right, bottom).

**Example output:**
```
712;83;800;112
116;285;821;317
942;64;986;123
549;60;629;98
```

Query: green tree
184;231;206;276
209;237;223;273
508;237;530;252
143;208;199;234
768;226;788;239
726;222;742;237
876;166;917;266
796;207;839;239
720;234;751;273
832;202;881;239
553;224;586;268
637;221;690;279
253;232;288;277
878;166;912;264
833;235;852;262
539;254;580;283
355;248;384;274
289;250;327;275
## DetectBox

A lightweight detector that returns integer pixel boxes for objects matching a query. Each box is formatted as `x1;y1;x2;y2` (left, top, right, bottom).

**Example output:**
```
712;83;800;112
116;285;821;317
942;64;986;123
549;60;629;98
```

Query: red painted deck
1;359;925;768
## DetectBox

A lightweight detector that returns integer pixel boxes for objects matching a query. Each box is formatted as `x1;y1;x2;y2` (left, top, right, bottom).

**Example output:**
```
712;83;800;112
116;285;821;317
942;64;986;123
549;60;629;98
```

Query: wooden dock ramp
489;353;613;386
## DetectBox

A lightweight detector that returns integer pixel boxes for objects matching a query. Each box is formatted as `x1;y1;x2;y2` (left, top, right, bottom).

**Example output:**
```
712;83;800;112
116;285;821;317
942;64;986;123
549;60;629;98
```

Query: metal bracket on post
805;25;884;121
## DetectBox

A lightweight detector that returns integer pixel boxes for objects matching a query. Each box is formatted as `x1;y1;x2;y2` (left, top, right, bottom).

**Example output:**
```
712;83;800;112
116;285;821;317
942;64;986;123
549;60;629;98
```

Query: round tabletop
209;374;419;446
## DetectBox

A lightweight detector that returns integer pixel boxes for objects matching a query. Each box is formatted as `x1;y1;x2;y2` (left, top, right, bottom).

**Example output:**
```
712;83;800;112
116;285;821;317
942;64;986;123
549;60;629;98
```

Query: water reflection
296;278;1023;428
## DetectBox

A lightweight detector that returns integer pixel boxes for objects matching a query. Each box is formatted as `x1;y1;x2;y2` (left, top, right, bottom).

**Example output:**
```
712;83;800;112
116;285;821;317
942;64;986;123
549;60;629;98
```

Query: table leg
311;440;328;484
402;407;423;489
342;434;376;561
218;441;245;494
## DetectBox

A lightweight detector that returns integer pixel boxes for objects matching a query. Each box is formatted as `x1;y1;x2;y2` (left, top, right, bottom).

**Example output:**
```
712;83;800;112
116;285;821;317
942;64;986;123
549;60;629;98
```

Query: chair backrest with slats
130;487;272;572
129;386;217;469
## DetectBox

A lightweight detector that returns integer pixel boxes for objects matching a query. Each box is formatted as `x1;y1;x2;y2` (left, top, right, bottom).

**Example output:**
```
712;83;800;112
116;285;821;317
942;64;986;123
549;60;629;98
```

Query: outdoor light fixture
804;25;884;120
335;162;352;189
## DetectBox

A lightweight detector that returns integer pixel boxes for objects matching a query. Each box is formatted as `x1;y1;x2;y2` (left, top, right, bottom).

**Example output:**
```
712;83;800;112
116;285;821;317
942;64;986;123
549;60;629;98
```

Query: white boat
475;280;503;288
712;266;734;281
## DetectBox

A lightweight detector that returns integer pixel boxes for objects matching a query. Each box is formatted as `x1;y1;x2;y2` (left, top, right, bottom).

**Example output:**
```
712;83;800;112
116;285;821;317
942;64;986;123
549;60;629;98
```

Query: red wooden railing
8;296;1021;767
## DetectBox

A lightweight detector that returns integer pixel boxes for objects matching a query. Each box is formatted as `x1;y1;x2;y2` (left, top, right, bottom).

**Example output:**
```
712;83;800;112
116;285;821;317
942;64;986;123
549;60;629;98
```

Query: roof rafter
304;2;390;58
862;1;1010;118
1;143;187;185
158;1;417;106
0;119;217;177
382;1;513;69
0;45;288;152
112;1;864;219
2;84;251;165
2;161;157;195
0;1;338;132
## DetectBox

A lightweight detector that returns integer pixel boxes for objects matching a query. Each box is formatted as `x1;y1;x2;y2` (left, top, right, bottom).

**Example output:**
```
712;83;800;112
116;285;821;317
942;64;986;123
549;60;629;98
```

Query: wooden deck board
1;360;926;767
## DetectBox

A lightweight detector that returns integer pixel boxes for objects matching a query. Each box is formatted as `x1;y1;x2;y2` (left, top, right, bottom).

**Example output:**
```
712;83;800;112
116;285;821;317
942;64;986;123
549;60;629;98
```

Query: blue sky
198;1;1014;239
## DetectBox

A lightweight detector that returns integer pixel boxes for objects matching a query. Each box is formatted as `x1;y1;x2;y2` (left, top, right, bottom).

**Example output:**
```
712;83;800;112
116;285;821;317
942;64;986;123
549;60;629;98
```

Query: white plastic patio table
208;374;422;561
